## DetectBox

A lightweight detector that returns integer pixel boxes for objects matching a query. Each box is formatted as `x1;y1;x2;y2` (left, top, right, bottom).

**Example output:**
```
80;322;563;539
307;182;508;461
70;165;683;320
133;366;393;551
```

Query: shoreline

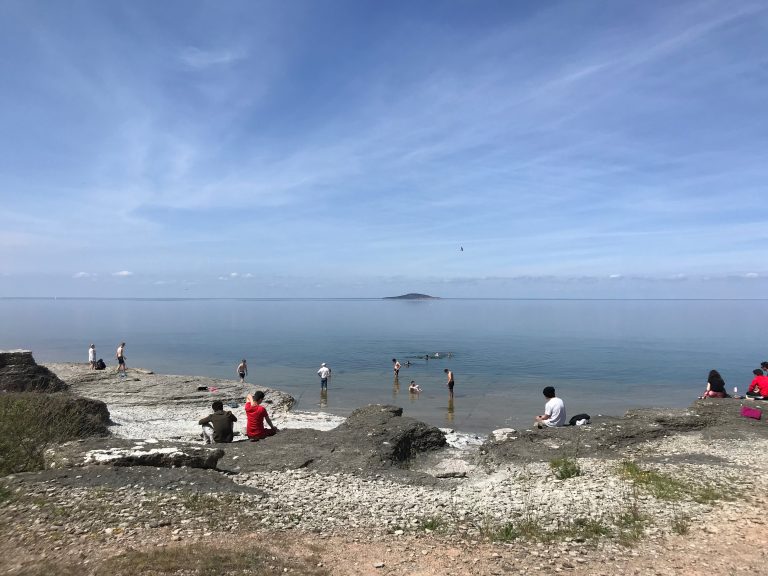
45;363;486;449
2;360;768;574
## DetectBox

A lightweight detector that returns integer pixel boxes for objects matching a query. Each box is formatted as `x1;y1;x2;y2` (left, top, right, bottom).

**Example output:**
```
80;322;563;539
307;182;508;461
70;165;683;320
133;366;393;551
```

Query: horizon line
2;296;768;302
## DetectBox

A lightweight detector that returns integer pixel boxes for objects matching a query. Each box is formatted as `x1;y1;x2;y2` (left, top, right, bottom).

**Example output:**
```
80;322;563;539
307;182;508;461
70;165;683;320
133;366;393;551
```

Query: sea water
1;298;766;433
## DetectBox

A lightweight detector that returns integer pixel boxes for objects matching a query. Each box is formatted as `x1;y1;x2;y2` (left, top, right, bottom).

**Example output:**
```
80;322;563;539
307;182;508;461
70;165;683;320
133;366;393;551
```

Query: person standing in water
317;362;331;390
237;359;248;383
392;358;401;377
444;368;454;400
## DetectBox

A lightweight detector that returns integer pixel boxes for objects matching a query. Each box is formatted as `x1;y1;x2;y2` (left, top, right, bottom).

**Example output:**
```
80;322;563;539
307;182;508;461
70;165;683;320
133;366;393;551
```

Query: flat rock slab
46;363;294;411
4;464;261;495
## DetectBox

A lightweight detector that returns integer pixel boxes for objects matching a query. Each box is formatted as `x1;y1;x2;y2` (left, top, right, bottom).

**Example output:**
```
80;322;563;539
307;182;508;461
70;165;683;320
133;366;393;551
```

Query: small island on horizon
383;293;440;300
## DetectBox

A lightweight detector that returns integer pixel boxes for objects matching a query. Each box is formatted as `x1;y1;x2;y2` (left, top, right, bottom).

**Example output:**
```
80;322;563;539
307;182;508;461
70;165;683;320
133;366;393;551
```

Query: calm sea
1;298;766;433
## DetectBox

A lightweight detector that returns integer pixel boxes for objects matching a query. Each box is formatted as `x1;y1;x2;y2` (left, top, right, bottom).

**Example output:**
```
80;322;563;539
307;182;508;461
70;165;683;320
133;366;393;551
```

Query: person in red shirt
747;369;768;399
244;391;278;441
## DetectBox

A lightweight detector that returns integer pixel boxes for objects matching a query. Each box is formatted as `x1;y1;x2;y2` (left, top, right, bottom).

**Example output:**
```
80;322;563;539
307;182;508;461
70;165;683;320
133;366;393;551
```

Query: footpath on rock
2;353;768;575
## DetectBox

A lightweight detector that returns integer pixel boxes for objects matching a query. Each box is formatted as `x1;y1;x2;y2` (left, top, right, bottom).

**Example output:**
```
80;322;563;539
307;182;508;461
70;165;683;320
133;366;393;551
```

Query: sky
1;0;767;298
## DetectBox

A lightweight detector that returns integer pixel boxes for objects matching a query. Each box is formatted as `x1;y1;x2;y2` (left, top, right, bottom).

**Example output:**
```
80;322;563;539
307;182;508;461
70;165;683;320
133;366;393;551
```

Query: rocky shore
2;357;768;575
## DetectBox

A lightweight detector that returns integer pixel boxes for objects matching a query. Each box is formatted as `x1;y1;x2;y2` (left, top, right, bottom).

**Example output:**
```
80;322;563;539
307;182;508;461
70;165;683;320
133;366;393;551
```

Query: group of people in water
700;361;768;399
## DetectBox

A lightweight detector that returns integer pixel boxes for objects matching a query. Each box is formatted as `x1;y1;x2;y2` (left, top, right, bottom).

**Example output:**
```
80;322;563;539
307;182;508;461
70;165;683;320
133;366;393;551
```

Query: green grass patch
618;460;726;504
0;393;105;475
550;456;581;480
484;516;610;543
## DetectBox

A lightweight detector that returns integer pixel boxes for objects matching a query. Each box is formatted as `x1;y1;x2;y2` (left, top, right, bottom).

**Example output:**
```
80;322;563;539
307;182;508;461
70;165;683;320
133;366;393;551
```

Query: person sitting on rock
535;386;566;428
198;400;238;444
245;391;278;441
700;369;727;399
747;369;768;399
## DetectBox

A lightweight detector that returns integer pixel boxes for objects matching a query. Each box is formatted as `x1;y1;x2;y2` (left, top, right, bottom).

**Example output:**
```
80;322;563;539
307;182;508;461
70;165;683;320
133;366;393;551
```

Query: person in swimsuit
88;344;96;370
116;342;126;377
392;358;401;377
444;368;454;400
237;359;248;383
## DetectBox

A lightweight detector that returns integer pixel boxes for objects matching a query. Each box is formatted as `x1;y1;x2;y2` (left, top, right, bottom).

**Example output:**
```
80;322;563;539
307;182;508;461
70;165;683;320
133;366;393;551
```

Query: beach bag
740;406;762;420
568;413;591;426
95;358;106;370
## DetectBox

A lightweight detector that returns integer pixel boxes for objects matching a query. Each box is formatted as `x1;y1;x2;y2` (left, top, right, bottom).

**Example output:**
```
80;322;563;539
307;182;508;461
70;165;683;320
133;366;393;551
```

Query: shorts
320;378;328;387
448;381;454;390
117;356;125;366
239;372;246;379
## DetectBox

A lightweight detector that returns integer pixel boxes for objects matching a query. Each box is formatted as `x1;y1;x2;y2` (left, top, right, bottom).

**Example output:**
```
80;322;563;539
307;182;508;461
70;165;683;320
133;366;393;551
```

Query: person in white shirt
317;362;331;389
535;386;566;428
88;344;96;370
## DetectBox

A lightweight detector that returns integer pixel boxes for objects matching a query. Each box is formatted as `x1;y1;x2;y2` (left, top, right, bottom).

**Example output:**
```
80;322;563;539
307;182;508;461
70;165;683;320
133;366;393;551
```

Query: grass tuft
549;456;581;480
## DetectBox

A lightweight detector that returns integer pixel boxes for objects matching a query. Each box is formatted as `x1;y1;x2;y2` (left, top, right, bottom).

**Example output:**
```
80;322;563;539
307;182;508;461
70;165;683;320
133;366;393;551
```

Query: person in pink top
244;391;278;441
747;369;768;398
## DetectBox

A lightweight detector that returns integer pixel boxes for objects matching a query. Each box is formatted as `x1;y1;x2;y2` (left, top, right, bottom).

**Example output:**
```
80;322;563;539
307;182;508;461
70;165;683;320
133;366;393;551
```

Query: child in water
408;380;421;393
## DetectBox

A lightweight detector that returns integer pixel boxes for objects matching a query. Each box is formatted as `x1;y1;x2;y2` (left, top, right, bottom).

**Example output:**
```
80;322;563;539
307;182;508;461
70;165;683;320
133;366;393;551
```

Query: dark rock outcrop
339;404;447;461
213;404;448;479
0;350;69;393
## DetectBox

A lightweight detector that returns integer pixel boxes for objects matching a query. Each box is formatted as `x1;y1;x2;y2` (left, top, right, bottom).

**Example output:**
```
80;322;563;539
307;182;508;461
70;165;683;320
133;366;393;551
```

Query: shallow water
1;298;765;433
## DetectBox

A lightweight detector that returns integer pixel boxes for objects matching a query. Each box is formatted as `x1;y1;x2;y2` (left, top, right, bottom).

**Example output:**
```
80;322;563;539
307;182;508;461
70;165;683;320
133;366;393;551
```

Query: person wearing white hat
317;362;331;390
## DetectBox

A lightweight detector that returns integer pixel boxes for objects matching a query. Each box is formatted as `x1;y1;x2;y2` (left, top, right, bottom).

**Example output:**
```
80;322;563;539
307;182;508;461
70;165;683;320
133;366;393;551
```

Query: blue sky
1;0;767;298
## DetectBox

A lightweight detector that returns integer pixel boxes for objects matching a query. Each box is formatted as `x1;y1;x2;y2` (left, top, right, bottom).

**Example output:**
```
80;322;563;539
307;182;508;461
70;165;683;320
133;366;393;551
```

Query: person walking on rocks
317;362;331;390
444;368;455;400
88;344;96;370
237;359;248;383
245;391;278;441
116;342;127;377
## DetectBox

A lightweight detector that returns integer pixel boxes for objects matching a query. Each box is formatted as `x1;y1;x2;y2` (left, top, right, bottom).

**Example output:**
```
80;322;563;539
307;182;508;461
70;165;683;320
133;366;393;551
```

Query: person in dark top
199;400;238;443
700;369;727;399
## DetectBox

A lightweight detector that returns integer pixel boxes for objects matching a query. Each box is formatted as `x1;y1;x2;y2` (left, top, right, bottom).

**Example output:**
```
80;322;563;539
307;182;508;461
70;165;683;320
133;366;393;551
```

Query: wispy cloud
179;47;246;69
73;272;96;279
112;271;133;277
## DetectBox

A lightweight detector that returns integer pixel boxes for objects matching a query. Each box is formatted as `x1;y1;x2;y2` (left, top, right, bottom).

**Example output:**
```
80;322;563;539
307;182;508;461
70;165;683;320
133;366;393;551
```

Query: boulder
0;350;69;393
339;404;447;462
